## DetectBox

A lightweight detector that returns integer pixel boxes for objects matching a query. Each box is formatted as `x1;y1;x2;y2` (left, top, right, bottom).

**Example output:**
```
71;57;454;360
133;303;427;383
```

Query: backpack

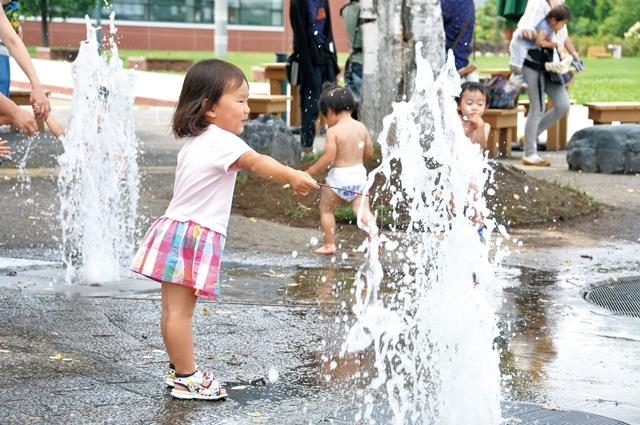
483;75;521;109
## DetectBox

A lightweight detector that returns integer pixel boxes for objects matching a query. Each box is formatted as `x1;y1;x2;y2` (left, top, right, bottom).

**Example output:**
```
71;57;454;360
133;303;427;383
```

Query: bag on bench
483;75;521;109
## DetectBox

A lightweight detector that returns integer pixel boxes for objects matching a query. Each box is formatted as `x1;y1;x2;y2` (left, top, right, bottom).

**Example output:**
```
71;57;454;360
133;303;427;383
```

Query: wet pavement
0;241;638;424
1;100;639;424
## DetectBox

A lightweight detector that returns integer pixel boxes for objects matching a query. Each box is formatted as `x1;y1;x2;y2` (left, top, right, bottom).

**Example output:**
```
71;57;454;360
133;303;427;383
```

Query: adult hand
10;106;37;136
522;29;536;40
30;86;50;121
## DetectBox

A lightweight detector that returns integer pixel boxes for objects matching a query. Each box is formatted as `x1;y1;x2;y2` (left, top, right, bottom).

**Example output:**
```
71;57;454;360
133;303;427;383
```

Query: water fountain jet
57;15;139;284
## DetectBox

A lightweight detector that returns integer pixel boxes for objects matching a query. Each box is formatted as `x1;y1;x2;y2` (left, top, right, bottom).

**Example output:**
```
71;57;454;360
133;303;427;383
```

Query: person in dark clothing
340;0;363;103
441;0;475;71
290;0;340;152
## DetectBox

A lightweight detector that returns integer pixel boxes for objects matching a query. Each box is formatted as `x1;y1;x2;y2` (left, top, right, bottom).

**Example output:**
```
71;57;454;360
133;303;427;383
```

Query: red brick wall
20;0;349;54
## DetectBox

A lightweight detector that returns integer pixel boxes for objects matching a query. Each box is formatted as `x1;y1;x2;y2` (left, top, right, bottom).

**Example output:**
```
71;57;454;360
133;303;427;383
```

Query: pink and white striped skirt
131;217;225;300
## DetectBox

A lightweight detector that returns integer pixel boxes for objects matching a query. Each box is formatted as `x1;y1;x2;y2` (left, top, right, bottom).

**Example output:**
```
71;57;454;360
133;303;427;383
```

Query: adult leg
522;67;545;158
316;186;340;255
299;66;322;150
536;78;570;135
161;282;197;374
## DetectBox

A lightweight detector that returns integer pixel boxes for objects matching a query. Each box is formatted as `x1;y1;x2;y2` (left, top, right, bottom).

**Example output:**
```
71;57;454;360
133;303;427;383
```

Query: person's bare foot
314;245;336;255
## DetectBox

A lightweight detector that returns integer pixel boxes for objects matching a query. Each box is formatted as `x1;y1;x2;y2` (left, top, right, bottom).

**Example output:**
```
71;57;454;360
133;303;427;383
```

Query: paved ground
2;59;640;424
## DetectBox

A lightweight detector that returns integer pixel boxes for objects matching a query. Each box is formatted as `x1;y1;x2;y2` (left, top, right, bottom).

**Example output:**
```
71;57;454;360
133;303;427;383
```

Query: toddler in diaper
306;84;375;255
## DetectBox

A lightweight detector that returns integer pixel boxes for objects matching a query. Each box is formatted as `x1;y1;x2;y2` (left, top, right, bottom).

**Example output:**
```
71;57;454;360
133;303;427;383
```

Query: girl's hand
0;139;11;157
30;86;51;121
290;170;318;196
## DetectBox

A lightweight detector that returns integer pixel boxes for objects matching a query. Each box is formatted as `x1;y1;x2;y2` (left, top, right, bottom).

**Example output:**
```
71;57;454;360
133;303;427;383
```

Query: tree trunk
40;0;49;47
360;0;445;138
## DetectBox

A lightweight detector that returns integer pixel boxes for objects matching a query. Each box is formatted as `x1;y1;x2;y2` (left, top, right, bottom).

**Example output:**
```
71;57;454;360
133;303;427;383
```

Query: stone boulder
240;114;301;165
566;124;640;174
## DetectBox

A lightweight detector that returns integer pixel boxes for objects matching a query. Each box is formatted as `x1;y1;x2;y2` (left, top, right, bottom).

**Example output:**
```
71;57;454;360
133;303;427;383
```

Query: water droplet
268;367;279;383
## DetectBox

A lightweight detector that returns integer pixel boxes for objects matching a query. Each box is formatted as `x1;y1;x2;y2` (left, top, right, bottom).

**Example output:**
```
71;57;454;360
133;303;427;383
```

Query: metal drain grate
584;276;640;318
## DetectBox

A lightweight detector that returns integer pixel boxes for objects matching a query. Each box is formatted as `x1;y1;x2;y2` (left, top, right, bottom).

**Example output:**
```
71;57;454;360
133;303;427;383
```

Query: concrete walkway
9;57;270;107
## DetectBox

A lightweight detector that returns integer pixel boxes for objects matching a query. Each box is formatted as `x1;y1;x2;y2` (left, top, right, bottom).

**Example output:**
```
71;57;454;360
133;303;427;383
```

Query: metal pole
214;0;228;56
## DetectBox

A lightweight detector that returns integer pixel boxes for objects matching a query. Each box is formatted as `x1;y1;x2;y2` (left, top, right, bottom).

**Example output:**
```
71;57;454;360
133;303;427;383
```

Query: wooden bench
586;46;611;59
36;46;79;62
127;56;194;72
480;68;511;80
519;99;574;150
248;94;289;119
585;102;640;125
261;62;301;126
9;89;32;105
483;108;519;158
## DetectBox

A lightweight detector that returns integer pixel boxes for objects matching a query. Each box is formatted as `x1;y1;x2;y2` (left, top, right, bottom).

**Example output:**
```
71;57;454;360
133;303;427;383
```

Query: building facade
21;0;350;55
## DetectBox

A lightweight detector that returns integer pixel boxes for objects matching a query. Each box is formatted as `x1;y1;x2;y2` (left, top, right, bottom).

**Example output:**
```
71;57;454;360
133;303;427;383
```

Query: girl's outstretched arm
45;115;66;138
235;151;319;196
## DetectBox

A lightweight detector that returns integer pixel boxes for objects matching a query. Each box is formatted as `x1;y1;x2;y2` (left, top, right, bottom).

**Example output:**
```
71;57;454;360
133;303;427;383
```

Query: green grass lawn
475;55;640;103
28;45;639;103
116;49;347;82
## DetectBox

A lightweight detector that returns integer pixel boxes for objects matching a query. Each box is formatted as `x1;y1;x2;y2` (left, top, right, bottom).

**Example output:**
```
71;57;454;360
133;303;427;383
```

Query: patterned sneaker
171;370;228;401
165;362;198;388
165;363;176;387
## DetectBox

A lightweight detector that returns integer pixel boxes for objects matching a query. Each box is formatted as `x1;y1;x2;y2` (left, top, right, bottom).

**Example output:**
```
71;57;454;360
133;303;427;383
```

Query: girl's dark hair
318;83;357;115
546;4;572;22
457;81;490;104
172;59;247;138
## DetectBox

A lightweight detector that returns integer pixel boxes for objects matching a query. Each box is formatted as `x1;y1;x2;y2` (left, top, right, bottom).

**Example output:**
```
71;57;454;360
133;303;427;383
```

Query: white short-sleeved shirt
164;124;254;236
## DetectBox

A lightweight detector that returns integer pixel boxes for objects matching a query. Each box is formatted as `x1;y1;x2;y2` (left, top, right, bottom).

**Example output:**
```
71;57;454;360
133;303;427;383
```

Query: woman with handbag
520;4;576;166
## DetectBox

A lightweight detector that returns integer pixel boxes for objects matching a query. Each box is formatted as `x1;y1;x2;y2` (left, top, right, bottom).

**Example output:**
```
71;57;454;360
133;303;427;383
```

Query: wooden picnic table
260;62;301;126
584;102;640;125
248;94;289;119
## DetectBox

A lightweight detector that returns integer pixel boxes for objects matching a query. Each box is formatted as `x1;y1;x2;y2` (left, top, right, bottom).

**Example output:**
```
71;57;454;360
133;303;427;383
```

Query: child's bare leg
161;282;198;374
315;186;339;255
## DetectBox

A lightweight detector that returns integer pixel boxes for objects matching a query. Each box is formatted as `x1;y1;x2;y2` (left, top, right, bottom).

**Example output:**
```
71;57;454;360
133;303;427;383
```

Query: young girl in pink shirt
131;59;318;401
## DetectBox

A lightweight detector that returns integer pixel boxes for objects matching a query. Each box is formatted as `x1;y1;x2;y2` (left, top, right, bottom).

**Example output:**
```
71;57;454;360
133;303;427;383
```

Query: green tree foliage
21;0;95;20
20;0;96;46
475;0;506;47
602;0;640;37
566;0;640;37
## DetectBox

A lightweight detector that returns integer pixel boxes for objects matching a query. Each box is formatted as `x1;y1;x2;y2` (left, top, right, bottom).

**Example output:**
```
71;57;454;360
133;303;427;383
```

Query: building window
105;0;282;26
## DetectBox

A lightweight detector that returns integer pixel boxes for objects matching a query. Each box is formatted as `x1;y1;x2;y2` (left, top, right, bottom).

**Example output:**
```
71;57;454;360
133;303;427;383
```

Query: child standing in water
306;85;374;255
131;59;318;400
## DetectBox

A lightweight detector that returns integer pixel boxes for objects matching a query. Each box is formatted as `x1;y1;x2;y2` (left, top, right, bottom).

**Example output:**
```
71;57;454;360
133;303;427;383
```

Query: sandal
522;154;550;166
165;363;176;387
170;370;228;401
165;362;198;388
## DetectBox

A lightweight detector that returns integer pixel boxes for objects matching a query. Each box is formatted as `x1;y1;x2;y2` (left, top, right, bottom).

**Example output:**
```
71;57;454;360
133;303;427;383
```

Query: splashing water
343;49;503;423
58;14;139;283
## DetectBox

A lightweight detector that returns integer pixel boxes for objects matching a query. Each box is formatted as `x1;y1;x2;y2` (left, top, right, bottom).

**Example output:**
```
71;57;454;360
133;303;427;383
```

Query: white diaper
325;164;367;202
